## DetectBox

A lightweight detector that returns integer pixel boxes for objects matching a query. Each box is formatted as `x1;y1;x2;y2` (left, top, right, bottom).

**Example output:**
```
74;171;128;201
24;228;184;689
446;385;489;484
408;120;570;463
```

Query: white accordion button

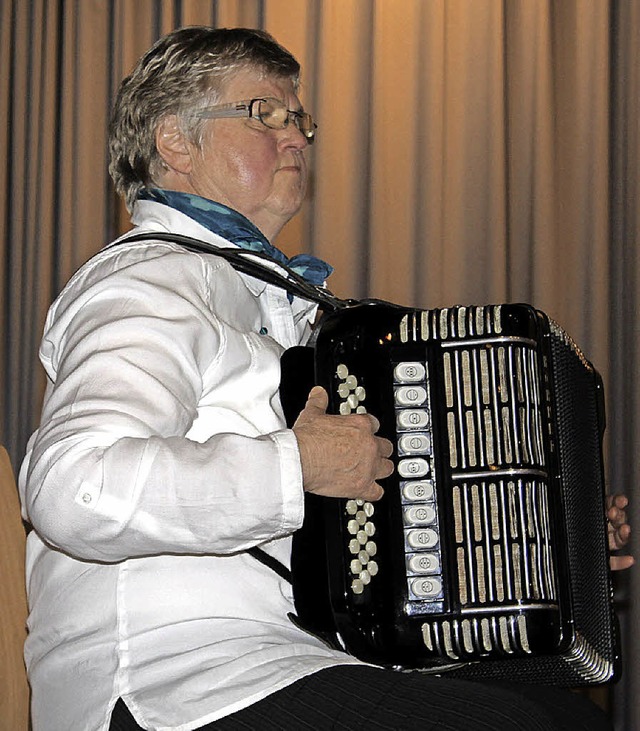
395;385;427;406
397;409;430;430
351;578;365;594
338;383;351;399
407;528;439;549
404;505;437;525
398;458;430;478
398;433;432;454
347;394;360;410
408;553;440;574
402;481;435;502
394;362;426;382
411;576;442;598
336;364;349;379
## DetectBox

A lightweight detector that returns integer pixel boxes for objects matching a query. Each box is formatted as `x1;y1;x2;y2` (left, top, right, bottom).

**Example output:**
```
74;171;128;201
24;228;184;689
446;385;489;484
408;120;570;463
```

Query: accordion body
283;302;619;686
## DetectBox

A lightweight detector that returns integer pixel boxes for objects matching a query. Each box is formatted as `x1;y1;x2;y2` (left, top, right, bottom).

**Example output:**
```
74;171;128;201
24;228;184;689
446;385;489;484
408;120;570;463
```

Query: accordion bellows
283;302;620;686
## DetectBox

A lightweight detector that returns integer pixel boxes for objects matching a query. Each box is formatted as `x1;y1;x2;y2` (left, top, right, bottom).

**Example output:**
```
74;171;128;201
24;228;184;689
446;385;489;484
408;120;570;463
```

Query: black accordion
281;301;620;686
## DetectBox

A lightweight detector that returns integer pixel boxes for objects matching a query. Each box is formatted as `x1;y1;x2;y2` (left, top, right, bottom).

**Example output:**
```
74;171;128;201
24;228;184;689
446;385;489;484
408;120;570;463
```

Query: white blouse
19;201;361;731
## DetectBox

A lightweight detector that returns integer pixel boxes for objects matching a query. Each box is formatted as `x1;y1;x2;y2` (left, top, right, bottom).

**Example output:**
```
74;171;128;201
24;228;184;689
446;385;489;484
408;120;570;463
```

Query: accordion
281;301;620;686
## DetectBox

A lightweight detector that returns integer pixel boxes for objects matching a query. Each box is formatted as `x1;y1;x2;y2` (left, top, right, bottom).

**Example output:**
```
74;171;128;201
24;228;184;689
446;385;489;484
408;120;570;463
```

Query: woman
19;26;630;731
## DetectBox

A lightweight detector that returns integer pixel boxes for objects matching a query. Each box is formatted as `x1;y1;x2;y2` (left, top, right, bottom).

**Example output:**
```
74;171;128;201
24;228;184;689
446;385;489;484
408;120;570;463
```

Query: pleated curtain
1;1;638;728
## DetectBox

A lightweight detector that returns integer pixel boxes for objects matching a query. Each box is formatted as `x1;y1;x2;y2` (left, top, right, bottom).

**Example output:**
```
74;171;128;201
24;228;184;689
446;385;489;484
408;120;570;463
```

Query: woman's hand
607;494;634;571
293;386;394;502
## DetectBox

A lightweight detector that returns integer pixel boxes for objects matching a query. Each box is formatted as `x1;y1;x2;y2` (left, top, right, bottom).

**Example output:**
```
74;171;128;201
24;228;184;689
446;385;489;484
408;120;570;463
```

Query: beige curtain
1;1;637;727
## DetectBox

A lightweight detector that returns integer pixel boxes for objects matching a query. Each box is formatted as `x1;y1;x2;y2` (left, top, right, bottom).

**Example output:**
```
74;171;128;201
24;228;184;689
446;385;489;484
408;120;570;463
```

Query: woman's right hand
292;386;394;502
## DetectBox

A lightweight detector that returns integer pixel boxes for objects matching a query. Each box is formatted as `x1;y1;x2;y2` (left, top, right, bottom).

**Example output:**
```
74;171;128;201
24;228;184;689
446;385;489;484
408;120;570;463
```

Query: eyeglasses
195;97;317;143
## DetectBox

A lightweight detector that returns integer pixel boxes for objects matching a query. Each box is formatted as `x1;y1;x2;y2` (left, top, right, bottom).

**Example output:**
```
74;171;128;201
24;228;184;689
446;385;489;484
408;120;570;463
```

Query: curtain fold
1;1;637;727
609;2;639;729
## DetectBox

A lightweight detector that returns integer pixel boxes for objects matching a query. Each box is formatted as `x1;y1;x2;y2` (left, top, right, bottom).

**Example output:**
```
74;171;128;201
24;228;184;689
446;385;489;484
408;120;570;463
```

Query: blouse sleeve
21;245;304;562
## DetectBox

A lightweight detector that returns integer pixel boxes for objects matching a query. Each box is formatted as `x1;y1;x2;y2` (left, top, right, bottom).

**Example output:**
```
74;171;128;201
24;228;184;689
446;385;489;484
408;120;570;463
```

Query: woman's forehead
219;66;299;104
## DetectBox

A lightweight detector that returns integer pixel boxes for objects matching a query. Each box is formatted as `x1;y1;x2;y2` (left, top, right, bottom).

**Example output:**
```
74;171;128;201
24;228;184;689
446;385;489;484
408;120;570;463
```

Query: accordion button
336;364;349;379
349;539;360;554
347;520;359;534
407;528;439;549
398;433;432;455
368;560;379;576
408;553;440;574
395;386;428;406
360;570;372;585
404;505;437;525
358;550;370;565
365;541;377;556
351;578;365;594
394;362;426;382
350;559;363;574
355;510;368;525
398;458;430;478
411;576;442;599
346;500;359;515
345;375;358;389
338;383;350;398
397;409;430;430
402;481;435;502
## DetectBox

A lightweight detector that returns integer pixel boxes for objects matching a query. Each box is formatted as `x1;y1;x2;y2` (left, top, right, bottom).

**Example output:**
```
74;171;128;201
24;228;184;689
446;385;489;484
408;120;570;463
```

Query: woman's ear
155;115;193;174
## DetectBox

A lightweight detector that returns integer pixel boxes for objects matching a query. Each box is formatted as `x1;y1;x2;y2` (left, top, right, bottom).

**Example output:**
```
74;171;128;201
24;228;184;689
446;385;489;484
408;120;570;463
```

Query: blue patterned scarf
138;188;333;287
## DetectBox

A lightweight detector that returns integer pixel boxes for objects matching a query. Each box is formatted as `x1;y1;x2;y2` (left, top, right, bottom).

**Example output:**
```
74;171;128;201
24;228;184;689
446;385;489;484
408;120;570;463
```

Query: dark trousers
109;665;613;730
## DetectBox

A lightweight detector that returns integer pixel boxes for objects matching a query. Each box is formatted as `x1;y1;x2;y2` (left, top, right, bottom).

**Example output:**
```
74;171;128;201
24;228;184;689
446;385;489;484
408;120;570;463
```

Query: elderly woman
19;27;629;731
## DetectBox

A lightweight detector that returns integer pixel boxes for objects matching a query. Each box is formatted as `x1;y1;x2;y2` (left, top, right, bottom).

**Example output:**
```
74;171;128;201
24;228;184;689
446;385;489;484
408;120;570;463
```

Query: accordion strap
247;546;292;584
109;231;356;313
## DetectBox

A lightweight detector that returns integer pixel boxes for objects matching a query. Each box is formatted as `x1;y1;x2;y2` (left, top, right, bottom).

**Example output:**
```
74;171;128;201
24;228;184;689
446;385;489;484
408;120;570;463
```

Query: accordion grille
442;344;545;471
402;305;557;610
452;479;556;607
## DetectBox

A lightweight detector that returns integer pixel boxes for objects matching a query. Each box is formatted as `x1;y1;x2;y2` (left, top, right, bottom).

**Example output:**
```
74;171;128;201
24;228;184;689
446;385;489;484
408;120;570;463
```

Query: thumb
303;385;329;414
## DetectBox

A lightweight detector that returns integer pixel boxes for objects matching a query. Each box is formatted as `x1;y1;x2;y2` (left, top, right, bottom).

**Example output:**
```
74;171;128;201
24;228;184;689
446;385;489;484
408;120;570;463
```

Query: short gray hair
108;26;301;210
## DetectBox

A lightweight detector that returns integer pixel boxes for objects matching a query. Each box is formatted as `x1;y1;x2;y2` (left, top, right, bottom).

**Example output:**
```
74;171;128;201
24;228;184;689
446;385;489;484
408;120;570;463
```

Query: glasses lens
255;98;316;142
296;112;315;141
256;99;289;129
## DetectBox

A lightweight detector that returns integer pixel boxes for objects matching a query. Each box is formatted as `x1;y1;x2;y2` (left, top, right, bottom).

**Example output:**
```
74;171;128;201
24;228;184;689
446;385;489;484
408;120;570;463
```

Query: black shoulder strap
110;231;355;313
247;546;293;583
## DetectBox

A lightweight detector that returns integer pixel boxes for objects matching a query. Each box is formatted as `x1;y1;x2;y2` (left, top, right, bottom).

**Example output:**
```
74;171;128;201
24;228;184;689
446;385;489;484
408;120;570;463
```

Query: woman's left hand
607;494;634;571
